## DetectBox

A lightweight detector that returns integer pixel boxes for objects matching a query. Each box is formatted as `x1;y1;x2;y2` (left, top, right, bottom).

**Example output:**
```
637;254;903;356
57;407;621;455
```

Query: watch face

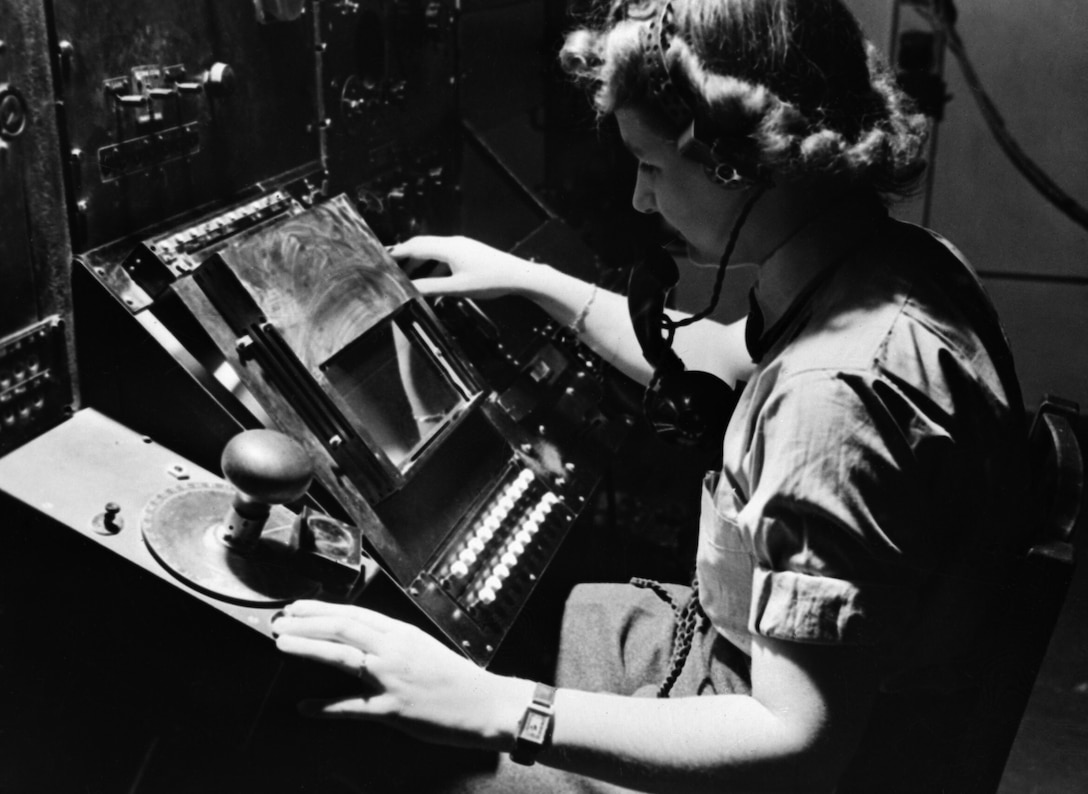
521;708;550;743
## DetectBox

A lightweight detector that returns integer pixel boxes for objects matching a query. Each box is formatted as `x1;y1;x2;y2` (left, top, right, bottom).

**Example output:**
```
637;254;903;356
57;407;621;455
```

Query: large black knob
219;429;313;553
222;429;313;503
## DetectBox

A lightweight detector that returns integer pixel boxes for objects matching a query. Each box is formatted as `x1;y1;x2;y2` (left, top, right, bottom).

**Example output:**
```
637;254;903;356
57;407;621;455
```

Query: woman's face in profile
617;107;761;267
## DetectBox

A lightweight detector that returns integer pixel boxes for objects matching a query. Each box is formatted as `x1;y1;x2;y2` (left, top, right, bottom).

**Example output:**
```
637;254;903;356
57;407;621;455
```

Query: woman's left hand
271;600;533;750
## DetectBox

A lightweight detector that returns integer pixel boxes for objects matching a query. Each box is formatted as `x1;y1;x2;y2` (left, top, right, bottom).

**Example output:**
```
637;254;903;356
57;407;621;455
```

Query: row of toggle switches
437;468;561;611
148;192;295;269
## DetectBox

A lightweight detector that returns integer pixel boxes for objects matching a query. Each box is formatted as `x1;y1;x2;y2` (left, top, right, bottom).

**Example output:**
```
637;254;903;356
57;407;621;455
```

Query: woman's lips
662;237;688;257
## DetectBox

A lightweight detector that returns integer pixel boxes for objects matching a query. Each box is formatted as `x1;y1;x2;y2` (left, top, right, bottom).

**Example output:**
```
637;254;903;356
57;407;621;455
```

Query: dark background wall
852;0;1088;413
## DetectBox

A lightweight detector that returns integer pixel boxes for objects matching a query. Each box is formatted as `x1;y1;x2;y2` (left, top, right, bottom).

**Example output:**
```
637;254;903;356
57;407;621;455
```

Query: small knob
56;40;74;82
424;2;446;37
222;429;313;504
386;80;407;105
91;501;124;535
203;62;235;97
0;83;28;140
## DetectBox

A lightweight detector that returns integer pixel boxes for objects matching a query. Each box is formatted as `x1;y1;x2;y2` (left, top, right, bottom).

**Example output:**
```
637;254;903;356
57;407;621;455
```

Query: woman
271;1;1027;791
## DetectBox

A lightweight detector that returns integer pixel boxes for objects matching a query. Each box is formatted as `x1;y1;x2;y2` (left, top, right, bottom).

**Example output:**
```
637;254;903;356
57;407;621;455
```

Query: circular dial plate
141;482;321;607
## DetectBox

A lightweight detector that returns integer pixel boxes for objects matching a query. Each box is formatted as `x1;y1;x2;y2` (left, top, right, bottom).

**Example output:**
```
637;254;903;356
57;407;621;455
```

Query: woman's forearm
402;236;753;388
480;685;837;794
517;264;655;384
475;634;876;794
517;264;754;388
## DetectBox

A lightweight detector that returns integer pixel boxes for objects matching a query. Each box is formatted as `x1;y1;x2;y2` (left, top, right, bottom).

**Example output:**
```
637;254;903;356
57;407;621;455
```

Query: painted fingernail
270;609;285;638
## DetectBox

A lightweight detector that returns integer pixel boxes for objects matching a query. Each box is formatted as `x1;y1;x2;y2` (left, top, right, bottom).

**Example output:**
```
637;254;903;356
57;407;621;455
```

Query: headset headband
639;3;693;132
630;1;770;189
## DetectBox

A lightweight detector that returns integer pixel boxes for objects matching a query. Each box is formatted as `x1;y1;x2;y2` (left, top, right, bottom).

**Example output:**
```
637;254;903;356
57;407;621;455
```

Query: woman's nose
632;171;656;214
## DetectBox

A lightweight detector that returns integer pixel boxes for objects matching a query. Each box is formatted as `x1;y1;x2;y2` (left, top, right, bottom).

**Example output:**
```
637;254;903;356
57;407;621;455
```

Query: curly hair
560;0;929;200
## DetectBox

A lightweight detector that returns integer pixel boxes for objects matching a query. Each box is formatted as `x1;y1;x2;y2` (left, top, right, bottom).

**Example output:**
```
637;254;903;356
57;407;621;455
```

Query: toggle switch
91;501;125;535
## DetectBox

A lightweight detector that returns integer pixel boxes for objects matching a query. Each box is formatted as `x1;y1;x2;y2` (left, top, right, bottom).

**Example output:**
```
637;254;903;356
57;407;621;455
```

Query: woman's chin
686;243;719;268
686;241;759;269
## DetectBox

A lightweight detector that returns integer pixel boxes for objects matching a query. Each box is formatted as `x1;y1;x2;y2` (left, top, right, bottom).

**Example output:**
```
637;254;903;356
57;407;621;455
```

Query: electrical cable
920;2;1088;233
658;189;764;348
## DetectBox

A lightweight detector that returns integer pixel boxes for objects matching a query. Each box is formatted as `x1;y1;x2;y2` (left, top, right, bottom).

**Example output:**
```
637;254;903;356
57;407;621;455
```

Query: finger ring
357;651;369;678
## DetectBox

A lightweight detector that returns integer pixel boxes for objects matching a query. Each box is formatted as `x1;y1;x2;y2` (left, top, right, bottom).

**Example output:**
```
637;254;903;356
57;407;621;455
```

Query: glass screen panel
322;311;467;470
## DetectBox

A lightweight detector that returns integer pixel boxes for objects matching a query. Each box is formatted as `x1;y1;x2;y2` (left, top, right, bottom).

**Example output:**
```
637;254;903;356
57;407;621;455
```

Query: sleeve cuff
749;566;918;645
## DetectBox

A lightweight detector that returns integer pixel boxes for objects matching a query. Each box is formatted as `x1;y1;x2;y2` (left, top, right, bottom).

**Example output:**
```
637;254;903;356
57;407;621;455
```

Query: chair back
838;396;1083;794
948;395;1083;792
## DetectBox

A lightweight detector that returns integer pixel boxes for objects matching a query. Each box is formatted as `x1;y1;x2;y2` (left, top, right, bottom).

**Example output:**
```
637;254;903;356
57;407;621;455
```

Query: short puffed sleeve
738;369;951;647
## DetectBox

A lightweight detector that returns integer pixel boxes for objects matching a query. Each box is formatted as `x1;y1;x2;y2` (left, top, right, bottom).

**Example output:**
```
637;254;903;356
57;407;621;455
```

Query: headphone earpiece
705;162;746;188
677;119;771;190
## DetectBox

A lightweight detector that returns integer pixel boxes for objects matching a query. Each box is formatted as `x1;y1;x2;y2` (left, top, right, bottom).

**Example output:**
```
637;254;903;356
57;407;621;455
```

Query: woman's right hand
389;235;540;300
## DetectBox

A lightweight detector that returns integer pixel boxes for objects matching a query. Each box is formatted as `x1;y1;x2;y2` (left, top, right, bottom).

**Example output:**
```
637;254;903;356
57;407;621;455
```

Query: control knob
203;62;236;97
219;429;314;554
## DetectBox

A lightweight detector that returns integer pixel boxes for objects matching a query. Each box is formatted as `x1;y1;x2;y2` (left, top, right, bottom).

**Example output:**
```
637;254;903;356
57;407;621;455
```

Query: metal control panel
0;317;73;457
0;0;632;789
55;193;628;667
0;2;78;456
53;1;322;252
52;0;462;255
319;0;460;241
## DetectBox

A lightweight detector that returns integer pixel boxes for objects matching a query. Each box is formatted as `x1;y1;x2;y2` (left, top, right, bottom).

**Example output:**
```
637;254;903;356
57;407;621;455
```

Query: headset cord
660;188;765;348
630;575;708;698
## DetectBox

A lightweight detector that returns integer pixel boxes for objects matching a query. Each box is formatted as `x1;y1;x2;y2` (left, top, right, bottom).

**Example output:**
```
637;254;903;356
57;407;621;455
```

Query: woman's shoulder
752;222;1019;427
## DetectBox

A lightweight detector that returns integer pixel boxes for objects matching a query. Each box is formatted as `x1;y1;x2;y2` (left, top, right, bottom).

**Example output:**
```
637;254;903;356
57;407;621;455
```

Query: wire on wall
916;0;1088;233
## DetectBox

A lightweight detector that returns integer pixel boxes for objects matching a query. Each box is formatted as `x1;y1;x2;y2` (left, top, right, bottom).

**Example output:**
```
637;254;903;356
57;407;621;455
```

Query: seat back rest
1028;395;1084;545
956;395;1083;793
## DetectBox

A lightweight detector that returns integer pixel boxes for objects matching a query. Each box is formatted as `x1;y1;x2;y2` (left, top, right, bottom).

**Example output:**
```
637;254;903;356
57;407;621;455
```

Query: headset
625;1;769;457
627;194;761;458
635;1;773;190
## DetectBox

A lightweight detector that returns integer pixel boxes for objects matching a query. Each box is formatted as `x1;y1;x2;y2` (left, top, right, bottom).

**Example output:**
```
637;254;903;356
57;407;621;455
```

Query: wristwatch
510;682;557;766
